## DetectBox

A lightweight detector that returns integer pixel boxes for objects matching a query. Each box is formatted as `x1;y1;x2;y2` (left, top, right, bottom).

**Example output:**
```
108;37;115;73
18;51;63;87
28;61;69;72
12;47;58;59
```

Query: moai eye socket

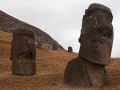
97;27;112;38
103;28;112;38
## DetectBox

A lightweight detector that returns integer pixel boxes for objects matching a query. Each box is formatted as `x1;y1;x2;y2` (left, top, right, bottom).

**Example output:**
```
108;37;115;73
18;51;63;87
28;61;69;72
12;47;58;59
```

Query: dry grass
0;30;13;44
0;30;120;90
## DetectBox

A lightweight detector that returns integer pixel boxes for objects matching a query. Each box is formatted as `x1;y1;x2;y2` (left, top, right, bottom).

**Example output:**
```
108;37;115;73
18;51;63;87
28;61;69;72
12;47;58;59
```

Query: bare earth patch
0;32;120;90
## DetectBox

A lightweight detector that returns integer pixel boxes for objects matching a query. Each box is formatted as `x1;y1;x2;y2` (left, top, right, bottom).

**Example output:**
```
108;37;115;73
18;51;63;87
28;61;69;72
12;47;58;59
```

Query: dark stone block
52;43;58;50
68;46;73;52
63;3;113;87
37;38;42;49
10;28;36;75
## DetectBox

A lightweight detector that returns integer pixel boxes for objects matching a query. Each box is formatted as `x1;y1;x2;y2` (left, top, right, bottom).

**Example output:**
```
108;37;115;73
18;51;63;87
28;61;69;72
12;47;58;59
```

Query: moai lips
11;29;36;75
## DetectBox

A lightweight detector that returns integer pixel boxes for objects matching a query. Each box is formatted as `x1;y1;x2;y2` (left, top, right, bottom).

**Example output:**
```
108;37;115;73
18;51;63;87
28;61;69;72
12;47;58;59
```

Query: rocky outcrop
0;10;64;50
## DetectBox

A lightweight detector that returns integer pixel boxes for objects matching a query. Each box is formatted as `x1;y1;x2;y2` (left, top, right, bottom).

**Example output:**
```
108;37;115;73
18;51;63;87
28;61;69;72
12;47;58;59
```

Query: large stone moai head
68;46;73;52
11;29;36;75
52;43;58;50
79;3;113;65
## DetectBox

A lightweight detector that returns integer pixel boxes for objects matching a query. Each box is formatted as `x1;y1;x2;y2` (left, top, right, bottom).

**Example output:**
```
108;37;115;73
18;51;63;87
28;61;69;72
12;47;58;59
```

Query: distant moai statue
37;38;42;49
52;43;58;50
63;3;114;87
68;46;73;52
10;29;36;75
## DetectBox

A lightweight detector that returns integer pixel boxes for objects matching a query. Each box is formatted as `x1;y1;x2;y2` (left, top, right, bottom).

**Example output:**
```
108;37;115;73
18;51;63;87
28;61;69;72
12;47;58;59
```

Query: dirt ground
0;31;120;90
0;45;120;90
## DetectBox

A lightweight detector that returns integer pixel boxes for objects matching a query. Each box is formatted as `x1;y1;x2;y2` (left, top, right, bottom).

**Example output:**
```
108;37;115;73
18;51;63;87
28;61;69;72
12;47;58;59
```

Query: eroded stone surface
11;29;36;75
63;3;113;87
68;46;73;52
79;3;113;65
52;43;58;50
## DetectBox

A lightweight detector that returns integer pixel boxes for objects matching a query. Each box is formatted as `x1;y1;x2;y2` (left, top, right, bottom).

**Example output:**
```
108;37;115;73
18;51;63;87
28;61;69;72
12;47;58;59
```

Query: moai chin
68;46;73;52
11;29;36;75
63;3;113;87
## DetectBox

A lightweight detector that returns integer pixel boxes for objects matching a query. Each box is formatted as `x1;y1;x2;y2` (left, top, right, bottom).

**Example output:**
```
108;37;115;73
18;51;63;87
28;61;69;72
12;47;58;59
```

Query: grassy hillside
0;30;120;90
0;30;13;44
0;10;64;49
0;30;13;58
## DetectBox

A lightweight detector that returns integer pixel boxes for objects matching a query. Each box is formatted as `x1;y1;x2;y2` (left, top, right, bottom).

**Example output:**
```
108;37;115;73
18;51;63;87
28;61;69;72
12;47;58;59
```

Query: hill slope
0;10;64;49
0;28;120;90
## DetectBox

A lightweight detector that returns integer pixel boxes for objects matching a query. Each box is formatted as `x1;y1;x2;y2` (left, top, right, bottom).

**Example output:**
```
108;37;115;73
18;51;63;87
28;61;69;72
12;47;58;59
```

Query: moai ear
79;29;84;43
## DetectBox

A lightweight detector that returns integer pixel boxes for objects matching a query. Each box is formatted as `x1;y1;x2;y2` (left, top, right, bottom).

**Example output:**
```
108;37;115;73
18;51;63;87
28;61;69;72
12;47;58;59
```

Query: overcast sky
0;0;120;58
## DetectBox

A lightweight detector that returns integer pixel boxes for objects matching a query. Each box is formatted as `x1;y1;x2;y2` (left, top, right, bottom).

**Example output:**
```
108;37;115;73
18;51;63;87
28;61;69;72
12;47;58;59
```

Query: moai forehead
79;3;114;65
13;29;34;39
86;3;112;14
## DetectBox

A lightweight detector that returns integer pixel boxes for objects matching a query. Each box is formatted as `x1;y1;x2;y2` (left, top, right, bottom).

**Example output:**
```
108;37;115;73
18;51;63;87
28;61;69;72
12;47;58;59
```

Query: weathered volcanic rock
63;3;113;87
10;28;36;75
52;43;58;50
68;46;73;52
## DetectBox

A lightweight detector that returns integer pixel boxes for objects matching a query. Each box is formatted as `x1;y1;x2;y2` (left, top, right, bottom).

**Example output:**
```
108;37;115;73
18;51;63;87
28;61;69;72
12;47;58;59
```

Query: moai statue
63;3;113;87
37;38;42;49
10;29;36;75
52;43;58;50
68;46;73;52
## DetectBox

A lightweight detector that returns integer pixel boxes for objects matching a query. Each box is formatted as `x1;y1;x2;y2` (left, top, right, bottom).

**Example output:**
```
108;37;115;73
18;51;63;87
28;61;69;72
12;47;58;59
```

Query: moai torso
11;29;36;75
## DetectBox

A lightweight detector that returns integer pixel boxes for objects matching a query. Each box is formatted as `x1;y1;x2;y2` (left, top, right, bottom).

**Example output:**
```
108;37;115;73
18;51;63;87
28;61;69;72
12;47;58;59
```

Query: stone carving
37;38;42;49
63;3;113;87
10;29;36;75
68;46;73;52
52;43;58;50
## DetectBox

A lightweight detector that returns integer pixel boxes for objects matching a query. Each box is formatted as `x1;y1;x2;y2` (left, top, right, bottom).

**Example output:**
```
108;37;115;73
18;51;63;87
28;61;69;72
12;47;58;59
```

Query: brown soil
0;31;120;90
